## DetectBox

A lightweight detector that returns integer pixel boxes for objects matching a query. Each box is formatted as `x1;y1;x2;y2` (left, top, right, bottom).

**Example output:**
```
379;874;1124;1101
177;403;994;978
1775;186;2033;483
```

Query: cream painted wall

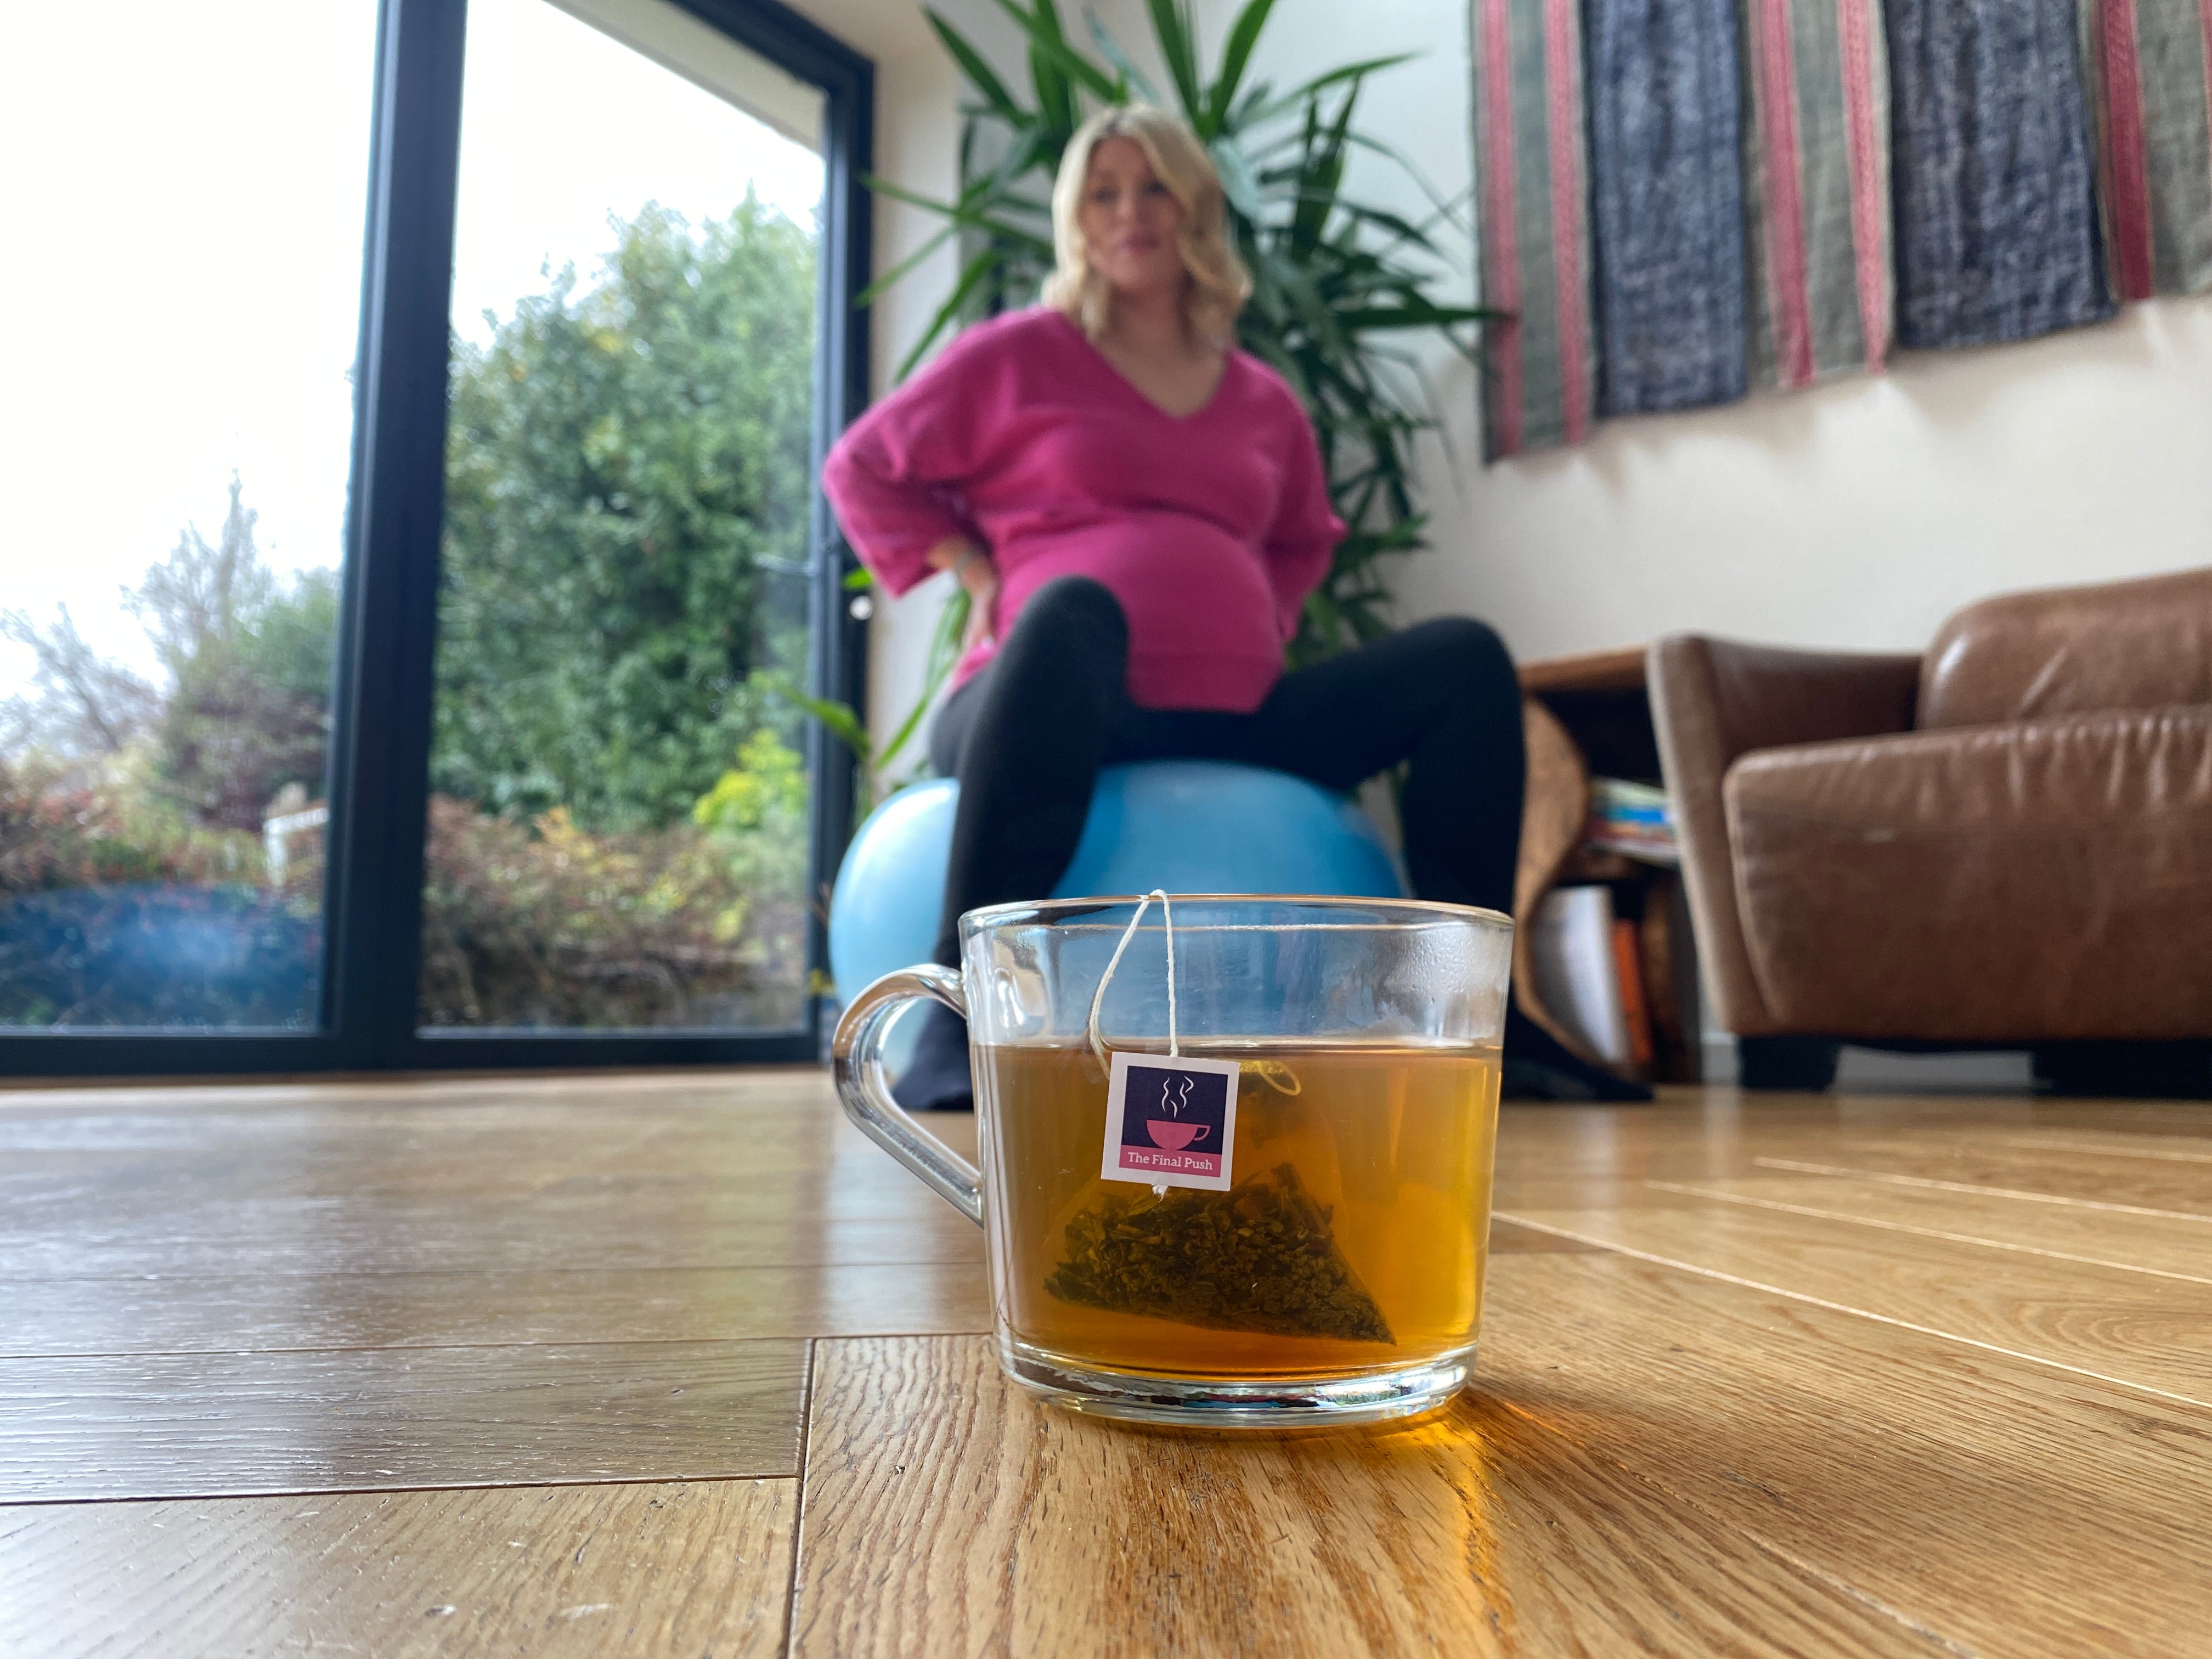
1193;0;2212;661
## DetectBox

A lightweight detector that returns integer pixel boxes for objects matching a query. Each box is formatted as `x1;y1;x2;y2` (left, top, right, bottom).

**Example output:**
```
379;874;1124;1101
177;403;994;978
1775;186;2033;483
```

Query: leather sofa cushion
1920;566;2212;731
1725;704;2212;1041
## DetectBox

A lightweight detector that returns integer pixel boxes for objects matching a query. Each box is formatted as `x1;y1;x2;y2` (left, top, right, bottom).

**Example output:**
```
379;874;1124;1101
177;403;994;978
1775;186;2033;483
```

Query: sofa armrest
1646;636;1921;1035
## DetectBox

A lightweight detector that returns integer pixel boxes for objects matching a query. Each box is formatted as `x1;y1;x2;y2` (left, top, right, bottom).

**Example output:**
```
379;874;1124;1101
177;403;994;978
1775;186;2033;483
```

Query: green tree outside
434;194;819;831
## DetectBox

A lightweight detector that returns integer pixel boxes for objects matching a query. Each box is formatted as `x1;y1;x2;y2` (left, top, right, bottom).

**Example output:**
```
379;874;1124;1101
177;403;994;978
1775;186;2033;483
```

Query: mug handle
1191;1125;1209;1144
831;966;985;1228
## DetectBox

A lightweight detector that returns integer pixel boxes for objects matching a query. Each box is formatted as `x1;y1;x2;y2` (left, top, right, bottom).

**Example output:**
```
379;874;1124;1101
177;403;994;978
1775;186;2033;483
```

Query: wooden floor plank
1754;1138;2212;1217
1648;1172;2212;1282
0;1263;990;1358
0;1478;795;1658
1477;1252;2212;1658
1498;1194;2212;1406
790;1334;1953;1659
0;1340;805;1502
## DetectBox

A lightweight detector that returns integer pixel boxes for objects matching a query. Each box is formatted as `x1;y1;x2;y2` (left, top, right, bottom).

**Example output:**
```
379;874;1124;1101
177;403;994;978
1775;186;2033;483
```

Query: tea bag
1045;1161;1394;1345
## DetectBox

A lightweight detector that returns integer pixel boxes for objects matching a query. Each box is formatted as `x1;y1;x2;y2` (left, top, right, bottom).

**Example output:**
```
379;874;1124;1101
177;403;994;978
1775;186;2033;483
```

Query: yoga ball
827;759;1408;997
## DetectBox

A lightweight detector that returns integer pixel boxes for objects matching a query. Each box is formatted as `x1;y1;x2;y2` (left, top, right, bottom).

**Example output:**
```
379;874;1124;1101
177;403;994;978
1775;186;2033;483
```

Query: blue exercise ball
827;759;1408;997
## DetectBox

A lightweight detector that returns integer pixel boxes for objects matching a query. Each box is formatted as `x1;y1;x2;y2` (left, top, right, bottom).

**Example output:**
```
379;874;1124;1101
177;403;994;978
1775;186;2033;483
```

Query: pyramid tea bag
1045;1161;1395;1345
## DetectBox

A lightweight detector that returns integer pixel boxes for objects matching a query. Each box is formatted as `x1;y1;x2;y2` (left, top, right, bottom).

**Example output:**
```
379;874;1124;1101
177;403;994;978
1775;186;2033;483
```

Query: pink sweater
822;307;1345;712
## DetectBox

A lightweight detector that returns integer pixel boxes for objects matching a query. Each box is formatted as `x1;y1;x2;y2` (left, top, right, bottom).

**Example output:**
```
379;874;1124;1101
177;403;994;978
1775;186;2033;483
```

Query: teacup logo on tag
1100;1051;1240;1191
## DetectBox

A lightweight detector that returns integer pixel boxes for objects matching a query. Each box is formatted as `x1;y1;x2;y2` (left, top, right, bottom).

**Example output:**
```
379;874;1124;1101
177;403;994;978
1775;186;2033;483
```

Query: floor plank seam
0;1339;797;1363
1752;1160;2212;1224
1490;1212;2212;1414
0;1258;988;1286
782;1337;819;1659
0;1329;992;1362
1643;1181;2212;1286
1983;1137;2212;1165
0;1472;800;1509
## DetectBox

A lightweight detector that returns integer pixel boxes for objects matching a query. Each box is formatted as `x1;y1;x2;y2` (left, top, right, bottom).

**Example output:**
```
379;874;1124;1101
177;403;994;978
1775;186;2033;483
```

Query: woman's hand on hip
928;537;1000;652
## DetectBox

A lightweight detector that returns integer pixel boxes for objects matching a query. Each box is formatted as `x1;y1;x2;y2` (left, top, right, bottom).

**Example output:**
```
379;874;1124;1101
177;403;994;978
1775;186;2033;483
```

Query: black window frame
0;0;872;1079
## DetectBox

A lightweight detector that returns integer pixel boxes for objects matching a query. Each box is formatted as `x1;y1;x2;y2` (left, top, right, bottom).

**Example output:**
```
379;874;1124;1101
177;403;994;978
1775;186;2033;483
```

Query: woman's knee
991;575;1128;695
1403;616;1516;699
1009;575;1127;649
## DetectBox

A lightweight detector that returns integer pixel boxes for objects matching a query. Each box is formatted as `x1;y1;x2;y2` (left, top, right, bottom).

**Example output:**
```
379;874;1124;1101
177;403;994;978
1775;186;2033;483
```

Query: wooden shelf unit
1513;647;1701;1085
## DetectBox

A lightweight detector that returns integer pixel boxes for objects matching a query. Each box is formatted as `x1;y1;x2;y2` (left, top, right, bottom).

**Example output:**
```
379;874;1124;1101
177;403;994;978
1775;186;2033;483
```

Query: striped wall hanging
1740;0;1894;386
1470;0;1598;458
1468;0;2204;457
2084;0;2212;297
1584;0;1750;415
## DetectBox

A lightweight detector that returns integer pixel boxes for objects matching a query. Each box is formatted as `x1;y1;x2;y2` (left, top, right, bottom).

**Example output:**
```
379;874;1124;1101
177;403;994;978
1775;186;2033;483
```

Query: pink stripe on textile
1479;0;1525;454
1751;0;1815;386
1836;0;1888;369
1542;0;1590;442
2100;0;2157;300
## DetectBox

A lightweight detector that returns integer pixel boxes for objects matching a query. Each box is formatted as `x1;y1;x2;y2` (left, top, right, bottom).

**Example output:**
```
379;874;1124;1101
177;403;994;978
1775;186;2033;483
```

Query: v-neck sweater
822;306;1345;712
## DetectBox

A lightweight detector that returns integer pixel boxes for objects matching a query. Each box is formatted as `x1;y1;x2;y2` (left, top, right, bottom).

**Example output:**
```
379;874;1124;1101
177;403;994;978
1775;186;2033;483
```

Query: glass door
0;0;379;1033
421;0;832;1037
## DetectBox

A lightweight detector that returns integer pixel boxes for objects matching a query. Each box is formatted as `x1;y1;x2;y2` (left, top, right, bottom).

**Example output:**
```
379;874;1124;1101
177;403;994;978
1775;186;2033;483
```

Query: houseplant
809;0;1495;801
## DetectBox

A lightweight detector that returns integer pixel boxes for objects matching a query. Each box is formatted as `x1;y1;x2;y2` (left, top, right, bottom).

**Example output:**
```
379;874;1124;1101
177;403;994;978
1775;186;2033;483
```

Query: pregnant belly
1000;520;1284;672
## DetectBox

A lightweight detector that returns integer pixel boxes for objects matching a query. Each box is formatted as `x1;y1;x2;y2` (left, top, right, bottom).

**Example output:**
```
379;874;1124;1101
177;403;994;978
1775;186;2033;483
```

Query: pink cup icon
1145;1119;1210;1152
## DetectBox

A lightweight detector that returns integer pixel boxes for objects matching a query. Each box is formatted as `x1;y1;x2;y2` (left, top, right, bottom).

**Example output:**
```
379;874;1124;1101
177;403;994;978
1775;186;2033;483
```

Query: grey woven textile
1885;0;2113;347
1584;0;1749;415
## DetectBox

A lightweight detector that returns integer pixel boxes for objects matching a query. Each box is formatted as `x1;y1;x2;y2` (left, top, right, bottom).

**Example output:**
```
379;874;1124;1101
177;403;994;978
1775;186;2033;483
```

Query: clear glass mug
832;894;1513;1427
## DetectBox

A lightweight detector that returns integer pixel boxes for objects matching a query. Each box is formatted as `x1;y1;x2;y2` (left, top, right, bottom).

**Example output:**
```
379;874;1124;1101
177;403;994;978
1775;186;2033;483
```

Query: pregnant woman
824;104;1643;1108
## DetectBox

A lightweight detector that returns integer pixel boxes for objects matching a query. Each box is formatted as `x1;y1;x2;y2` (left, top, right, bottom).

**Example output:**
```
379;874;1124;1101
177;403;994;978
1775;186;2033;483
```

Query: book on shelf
1584;776;1679;866
1531;886;1624;1065
1611;917;1655;1069
1530;885;1660;1071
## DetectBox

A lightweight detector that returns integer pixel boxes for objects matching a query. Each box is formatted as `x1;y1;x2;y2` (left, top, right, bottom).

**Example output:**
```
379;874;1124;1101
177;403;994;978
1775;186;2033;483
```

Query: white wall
1199;0;2212;662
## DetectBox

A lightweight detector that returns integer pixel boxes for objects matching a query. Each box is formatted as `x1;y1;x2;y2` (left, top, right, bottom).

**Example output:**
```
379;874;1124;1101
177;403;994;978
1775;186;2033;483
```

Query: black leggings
924;576;1526;965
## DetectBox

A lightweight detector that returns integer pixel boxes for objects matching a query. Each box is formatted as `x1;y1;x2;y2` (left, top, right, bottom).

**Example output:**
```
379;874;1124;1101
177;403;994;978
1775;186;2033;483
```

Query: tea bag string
1087;889;1177;1070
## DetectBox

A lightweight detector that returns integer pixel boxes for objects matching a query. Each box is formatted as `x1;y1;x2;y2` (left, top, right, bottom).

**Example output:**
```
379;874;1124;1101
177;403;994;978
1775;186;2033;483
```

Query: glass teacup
832;894;1511;1428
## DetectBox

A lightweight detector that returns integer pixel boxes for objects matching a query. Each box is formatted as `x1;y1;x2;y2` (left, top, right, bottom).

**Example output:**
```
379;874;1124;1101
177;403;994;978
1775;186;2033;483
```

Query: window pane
422;0;826;1032
0;3;376;1030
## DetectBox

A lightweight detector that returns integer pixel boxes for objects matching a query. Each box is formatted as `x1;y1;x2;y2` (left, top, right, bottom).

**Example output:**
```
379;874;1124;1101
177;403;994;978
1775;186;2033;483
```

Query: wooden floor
3;1070;2209;1657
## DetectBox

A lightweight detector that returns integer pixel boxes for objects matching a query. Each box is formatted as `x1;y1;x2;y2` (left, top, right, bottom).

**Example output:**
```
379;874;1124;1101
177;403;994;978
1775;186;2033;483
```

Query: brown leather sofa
1648;567;2212;1092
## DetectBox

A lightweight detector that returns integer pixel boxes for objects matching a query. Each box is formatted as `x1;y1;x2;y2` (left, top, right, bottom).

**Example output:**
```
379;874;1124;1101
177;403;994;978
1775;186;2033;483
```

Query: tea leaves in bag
1045;1161;1394;1345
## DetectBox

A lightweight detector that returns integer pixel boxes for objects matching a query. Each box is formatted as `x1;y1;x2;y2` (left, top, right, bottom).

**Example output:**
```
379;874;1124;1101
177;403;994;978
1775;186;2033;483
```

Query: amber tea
977;1038;1501;1382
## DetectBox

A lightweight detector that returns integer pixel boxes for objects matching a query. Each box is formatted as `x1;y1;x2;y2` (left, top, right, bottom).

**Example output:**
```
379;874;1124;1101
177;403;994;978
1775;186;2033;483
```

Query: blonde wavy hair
1042;104;1252;343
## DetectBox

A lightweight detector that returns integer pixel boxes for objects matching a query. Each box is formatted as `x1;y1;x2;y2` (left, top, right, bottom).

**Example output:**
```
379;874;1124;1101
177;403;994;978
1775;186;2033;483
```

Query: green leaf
1234;54;1416;131
876;584;972;772
1206;0;1277;132
853;220;957;309
927;9;1025;125
989;0;1120;102
775;685;872;765
859;175;1056;256
1147;0;1205;121
1084;9;1161;103
1209;139;1264;222
894;247;1009;382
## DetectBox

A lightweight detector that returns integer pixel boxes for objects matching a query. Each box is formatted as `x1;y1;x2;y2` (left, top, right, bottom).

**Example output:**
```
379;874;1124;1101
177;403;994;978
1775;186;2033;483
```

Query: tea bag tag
1099;1050;1240;1191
